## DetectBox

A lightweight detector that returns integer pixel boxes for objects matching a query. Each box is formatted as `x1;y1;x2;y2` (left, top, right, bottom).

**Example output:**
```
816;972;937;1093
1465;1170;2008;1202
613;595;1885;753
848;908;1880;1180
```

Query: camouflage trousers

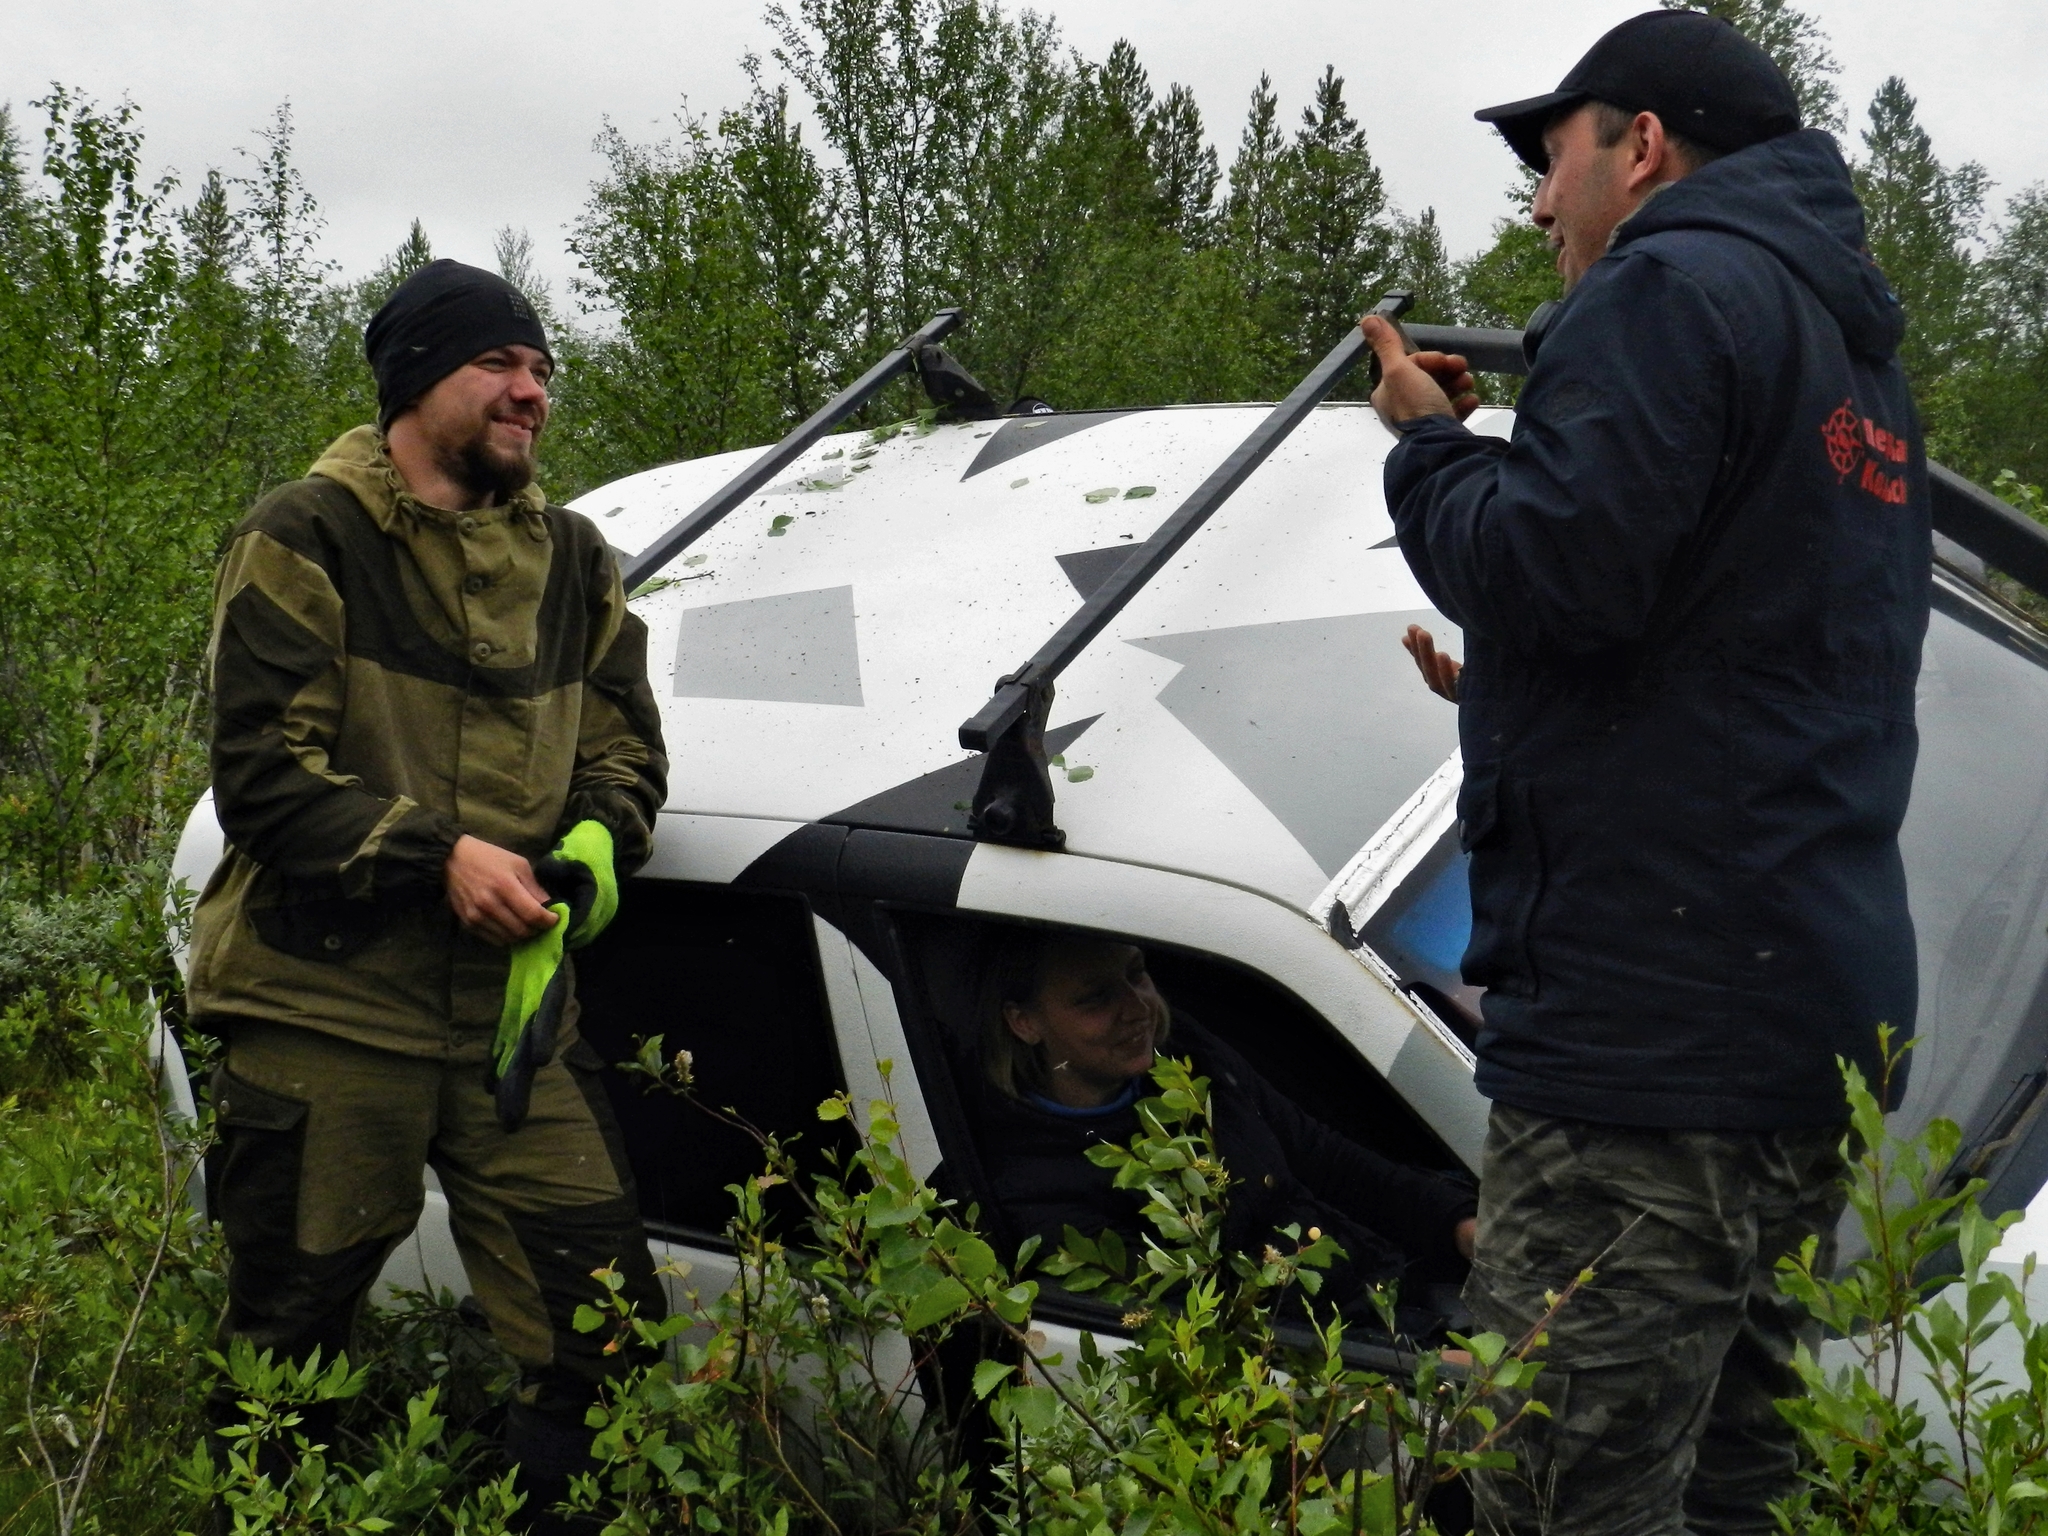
203;1016;664;1482
1461;1103;1846;1536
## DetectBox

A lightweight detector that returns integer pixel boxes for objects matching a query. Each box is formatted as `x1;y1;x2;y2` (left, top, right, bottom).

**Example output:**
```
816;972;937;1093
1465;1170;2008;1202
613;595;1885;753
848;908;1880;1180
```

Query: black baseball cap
1474;10;1801;173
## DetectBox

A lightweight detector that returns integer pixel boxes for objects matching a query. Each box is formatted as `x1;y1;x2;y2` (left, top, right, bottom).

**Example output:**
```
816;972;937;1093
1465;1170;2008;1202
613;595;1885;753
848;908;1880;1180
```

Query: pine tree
1854;76;1987;404
1939;184;2048;486
493;226;555;324
1147;83;1219;249
1223;74;1287;313
1275;66;1392;379
1455;166;1557;333
1390;207;1455;325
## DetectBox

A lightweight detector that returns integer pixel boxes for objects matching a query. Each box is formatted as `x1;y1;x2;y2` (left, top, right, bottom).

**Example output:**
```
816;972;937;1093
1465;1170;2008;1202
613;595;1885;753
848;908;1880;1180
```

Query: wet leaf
1084;487;1120;504
902;1275;971;1332
1123;485;1156;499
1010;477;1030;489
1065;765;1094;783
768;514;795;536
682;554;708;567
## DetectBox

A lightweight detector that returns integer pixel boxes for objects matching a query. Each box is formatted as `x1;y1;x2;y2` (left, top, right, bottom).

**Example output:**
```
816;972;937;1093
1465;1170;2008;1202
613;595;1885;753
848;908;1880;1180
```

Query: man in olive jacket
189;260;667;1529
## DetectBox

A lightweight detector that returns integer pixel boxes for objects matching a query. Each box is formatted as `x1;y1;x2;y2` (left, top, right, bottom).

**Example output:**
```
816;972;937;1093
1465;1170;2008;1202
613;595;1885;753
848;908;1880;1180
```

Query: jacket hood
1614;128;1905;360
308;425;547;533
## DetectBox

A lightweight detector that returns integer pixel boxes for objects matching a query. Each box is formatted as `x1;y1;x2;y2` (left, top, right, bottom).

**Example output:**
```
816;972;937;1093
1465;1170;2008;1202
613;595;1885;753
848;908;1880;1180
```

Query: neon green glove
491;820;619;1130
543;819;617;950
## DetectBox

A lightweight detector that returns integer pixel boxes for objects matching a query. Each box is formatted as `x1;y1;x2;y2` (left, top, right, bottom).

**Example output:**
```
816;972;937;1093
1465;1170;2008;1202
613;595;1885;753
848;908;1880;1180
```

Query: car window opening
573;880;854;1247
884;910;1475;1341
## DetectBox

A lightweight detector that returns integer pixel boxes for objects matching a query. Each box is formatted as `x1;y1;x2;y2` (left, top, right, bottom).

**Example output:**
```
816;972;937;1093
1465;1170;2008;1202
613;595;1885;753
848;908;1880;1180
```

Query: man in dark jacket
1362;11;1929;1532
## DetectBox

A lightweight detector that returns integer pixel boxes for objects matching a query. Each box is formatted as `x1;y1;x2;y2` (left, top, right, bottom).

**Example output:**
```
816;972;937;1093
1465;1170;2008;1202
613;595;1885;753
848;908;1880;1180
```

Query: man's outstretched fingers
1402;623;1463;704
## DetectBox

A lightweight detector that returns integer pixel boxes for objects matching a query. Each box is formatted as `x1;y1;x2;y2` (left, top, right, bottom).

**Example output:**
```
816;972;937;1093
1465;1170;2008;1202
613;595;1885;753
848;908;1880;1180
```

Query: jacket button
471;640;492;662
464;574;486;594
459;515;479;534
323;934;343;951
1263;1174;1276;1188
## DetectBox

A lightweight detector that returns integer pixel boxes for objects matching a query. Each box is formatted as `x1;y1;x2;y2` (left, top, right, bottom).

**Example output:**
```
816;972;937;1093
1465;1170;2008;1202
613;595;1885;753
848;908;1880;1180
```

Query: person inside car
974;926;1477;1324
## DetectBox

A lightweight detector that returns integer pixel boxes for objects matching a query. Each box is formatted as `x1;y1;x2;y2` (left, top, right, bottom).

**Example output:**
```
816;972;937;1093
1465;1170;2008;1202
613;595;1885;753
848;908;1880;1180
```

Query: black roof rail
1927;463;2048;603
1396;319;2048;605
619;308;964;592
955;293;1418;850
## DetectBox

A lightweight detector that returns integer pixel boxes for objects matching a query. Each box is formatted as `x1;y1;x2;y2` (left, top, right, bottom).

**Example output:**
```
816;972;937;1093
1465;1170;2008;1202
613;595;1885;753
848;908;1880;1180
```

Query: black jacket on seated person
975;1013;1476;1315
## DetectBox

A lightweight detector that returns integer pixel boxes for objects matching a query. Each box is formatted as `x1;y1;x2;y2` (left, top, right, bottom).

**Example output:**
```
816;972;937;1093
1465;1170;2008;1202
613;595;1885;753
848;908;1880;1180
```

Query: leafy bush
1775;1033;2048;1531
173;1344;524;1535
553;1044;1555;1535
0;977;221;1536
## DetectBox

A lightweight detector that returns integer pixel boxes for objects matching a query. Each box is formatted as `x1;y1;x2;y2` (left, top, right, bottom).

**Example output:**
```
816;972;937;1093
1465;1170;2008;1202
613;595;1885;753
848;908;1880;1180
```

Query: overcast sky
8;0;2044;313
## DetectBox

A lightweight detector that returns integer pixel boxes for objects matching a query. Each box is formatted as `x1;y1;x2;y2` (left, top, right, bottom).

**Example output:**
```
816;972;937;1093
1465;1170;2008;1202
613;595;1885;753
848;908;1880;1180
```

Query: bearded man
189;259;667;1533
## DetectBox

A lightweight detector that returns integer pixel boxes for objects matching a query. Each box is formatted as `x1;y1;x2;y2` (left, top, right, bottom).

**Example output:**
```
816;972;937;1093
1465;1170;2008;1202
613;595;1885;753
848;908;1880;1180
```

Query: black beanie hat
364;259;553;431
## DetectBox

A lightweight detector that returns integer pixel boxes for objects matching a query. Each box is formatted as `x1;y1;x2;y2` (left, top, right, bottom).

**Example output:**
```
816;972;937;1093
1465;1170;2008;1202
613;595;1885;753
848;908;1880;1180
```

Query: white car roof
578;402;1513;915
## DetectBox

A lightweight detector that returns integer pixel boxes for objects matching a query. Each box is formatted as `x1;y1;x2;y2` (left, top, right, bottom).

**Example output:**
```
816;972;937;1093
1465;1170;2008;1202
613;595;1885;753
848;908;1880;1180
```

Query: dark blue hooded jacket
1386;130;1930;1130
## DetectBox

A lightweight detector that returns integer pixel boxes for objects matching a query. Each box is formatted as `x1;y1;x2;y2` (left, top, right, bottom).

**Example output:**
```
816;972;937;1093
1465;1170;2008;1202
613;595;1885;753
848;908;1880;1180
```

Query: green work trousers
203;1015;664;1473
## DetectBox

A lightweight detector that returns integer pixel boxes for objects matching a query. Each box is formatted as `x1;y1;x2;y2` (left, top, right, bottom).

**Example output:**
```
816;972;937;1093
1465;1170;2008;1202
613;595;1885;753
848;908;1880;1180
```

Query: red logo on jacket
1820;397;1909;505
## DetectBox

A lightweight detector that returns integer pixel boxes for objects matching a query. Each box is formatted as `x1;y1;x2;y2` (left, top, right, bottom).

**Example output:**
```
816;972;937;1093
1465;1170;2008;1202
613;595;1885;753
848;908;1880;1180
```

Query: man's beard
439;422;538;504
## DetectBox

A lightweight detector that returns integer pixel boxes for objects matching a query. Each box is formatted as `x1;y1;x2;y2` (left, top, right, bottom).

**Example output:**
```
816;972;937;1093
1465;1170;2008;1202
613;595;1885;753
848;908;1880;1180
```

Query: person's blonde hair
976;926;1170;1100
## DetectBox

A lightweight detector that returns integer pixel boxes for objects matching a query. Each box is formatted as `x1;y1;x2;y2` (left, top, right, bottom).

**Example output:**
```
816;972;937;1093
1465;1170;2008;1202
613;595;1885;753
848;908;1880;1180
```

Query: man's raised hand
1403;623;1463;704
446;834;559;946
1362;314;1480;431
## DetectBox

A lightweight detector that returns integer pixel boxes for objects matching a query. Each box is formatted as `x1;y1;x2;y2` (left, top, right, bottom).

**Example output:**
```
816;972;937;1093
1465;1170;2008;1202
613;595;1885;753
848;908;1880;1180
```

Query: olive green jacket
187;427;667;1054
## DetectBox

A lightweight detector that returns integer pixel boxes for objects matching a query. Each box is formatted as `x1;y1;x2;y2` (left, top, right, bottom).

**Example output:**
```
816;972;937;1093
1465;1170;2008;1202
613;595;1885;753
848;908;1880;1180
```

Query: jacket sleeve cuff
368;801;463;892
557;788;655;877
1395;414;1473;440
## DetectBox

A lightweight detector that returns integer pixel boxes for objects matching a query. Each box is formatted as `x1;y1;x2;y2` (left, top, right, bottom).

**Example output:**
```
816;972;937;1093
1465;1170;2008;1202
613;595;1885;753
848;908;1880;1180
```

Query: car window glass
1896;597;2048;1214
1358;835;1484;1047
573;880;849;1244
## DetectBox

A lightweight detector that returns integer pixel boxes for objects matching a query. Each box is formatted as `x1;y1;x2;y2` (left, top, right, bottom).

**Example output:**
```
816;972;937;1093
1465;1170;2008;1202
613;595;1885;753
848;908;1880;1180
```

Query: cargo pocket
209;1067;311;1255
246;871;390;963
1458;766;1544;1000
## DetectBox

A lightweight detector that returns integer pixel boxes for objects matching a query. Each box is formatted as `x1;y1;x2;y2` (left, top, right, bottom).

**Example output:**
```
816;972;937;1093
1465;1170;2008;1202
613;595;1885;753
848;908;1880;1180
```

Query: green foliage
1271;67;1392;395
0;971;220;1536
0;92;349;900
1855;77;1989;426
1774;1034;2048;1531
173;1342;525;1535
575;1044;1554;1535
1984;471;2048;630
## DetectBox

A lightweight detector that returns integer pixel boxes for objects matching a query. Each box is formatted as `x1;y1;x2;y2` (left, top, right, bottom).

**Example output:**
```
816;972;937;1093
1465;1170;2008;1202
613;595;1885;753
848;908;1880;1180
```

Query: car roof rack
619;308;965;592
953;296;2048;853
955;292;1418;850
